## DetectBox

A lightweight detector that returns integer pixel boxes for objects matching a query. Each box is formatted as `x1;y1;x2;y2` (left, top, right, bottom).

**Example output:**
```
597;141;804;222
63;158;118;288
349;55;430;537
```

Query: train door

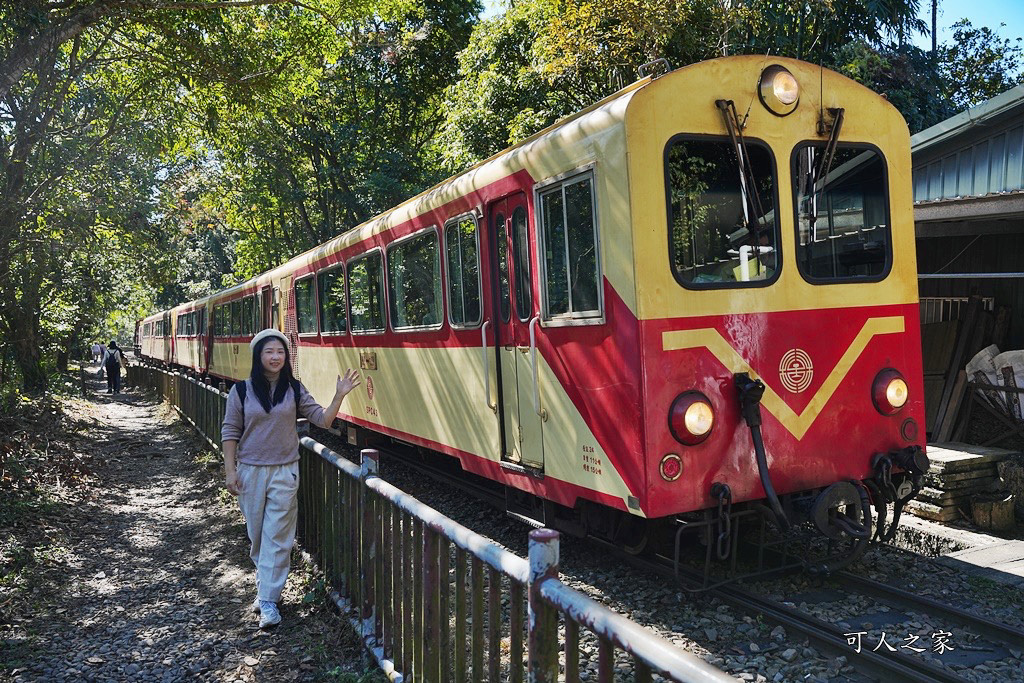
198;307;209;372
260;285;272;330
489;193;544;469
163;311;172;362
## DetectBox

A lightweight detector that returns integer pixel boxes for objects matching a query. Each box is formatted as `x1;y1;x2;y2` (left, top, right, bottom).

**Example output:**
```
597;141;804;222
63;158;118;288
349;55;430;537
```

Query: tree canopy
0;0;1021;393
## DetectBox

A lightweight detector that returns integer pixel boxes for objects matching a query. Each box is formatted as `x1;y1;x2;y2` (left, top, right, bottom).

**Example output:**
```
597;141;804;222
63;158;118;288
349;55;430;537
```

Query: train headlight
873;369;909;416
669;392;714;445
759;65;799;116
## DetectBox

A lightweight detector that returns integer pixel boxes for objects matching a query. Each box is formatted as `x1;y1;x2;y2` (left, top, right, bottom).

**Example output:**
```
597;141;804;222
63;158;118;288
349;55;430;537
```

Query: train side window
294;277;317;334
242;296;256;335
319;266;347;334
510;207;532;321
665;137;779;288
388;229;442;331
792;144;891;282
445;216;482;328
494;212;510;323
538;172;602;320
348;251;386;333
230;299;241;336
272;288;281;330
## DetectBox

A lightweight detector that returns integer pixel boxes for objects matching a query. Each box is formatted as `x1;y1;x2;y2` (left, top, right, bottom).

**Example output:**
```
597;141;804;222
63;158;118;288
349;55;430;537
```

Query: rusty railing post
527;528;559;683
359;449;379;651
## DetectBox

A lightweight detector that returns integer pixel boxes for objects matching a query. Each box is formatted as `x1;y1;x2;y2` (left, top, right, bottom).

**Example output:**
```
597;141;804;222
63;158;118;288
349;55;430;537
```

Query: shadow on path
3;363;369;683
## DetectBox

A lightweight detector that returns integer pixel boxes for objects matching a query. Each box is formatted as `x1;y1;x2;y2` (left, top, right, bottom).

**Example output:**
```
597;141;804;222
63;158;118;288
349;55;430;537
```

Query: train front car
629;57;927;575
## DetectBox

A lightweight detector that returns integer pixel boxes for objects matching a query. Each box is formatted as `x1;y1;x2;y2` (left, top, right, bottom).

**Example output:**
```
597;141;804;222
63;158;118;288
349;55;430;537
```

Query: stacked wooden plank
906;443;1017;522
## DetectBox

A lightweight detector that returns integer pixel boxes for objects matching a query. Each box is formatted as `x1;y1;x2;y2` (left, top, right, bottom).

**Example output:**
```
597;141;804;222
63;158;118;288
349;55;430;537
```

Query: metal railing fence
130;363;733;683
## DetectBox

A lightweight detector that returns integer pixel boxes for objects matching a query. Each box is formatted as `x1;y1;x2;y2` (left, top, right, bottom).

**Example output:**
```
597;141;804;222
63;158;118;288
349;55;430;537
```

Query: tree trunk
10;319;47;394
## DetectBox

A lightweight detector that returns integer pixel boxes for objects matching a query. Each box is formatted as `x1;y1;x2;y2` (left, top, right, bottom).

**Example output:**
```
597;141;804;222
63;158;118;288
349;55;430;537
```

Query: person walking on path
91;342;102;363
221;328;360;630
97;342;107;380
102;340;127;394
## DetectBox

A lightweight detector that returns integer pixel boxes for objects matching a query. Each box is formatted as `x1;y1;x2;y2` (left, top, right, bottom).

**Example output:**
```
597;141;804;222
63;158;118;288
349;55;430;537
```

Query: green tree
939;20;1024;110
201;0;479;279
0;0;396;392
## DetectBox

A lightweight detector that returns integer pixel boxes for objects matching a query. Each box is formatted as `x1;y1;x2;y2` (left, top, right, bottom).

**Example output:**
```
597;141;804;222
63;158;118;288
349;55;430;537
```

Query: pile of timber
907;443;1016;523
922;296;1011;440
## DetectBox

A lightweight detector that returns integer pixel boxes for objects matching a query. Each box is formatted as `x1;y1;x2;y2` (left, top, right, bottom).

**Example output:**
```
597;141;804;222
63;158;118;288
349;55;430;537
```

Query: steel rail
835;570;1024;649
617;549;971;683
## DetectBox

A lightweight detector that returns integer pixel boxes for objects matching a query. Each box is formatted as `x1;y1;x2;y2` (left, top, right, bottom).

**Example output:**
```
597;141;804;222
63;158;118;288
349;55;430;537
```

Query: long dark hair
249;336;297;413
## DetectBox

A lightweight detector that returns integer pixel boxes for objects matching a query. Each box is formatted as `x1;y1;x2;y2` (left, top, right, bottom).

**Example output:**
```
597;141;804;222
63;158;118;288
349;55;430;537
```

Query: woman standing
221;329;360;629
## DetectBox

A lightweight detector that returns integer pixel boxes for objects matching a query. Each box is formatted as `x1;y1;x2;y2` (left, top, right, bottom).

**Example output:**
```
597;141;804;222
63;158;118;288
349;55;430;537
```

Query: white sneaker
258;601;281;629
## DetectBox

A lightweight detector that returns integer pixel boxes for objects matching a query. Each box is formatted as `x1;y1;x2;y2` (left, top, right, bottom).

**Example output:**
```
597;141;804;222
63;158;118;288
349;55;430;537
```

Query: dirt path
2;365;373;683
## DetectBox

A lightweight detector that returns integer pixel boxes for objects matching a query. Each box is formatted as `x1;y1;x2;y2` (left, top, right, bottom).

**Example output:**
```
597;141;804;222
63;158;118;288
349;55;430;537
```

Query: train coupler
867;446;929;543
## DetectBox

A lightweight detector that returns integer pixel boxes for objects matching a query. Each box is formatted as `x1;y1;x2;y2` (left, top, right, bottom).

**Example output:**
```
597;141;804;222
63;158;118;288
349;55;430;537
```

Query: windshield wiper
801;108;845;237
814;107;845;191
716;99;770;245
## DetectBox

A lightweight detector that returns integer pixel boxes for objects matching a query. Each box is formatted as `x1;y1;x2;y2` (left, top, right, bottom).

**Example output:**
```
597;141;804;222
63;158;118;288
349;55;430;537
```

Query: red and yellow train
138;56;929;572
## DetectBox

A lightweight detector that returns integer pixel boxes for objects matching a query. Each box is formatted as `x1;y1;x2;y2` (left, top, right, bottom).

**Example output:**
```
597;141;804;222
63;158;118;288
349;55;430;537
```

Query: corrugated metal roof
911;83;1024;153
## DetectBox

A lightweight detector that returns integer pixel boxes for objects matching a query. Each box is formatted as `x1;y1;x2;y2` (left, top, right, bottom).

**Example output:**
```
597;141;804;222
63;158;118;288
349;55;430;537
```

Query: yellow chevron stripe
661;316;905;440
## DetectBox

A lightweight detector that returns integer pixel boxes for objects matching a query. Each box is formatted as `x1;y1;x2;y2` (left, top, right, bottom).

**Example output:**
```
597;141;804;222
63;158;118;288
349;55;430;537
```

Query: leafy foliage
0;0;1022;393
939;20;1024;111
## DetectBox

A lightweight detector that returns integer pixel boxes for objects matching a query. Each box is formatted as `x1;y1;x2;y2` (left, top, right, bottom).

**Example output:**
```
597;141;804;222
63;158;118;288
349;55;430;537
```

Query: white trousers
237;460;299;603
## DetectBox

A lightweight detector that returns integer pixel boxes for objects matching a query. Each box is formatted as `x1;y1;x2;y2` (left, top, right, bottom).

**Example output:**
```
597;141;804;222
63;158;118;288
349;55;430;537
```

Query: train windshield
793;145;890;282
665;137;778;288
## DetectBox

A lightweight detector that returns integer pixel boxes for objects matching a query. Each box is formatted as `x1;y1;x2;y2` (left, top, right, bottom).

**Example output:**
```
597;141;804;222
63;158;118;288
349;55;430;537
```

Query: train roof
143;55;900;320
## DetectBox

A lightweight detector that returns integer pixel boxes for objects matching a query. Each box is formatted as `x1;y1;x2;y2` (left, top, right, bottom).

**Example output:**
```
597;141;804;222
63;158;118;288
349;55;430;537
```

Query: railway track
633;550;1024;683
328;430;1024;682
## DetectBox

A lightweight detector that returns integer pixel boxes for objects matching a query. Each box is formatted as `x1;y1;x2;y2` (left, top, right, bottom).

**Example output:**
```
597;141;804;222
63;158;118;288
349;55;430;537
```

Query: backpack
234;378;301;427
105;349;121;368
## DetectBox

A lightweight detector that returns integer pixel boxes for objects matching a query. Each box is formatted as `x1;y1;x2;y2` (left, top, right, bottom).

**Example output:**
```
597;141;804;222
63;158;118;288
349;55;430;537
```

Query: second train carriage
138;56;929;567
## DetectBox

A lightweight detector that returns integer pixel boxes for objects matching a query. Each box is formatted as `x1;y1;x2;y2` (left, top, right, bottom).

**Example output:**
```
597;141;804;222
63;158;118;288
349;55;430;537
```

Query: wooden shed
912;84;1024;439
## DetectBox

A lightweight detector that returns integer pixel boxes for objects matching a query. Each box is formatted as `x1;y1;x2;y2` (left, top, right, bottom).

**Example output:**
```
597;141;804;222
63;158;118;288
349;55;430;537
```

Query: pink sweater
221;379;326;465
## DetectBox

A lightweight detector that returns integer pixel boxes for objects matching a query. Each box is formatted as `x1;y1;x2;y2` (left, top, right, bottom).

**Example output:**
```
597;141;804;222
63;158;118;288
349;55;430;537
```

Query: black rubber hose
750;423;790;532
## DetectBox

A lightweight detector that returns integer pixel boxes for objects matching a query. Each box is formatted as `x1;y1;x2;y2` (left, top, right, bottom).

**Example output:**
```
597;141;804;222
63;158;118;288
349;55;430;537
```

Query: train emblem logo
366;376;374;400
779;348;814;393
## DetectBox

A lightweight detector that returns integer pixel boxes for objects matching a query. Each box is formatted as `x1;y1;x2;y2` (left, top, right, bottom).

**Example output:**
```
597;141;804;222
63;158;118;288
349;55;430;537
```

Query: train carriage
139;56;929;573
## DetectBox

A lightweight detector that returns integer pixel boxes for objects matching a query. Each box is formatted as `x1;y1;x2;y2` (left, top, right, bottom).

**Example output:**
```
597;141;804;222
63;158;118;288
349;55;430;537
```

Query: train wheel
616;515;651;555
